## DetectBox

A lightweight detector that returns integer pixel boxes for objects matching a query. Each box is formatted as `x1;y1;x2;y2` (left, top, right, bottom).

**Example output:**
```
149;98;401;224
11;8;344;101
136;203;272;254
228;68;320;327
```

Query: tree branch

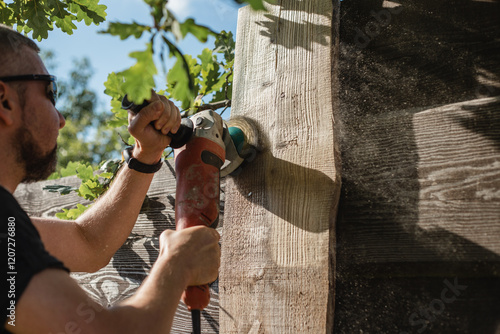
196;99;231;111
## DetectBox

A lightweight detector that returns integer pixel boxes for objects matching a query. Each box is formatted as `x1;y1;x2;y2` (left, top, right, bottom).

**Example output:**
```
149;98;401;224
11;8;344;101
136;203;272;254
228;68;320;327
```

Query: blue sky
38;0;241;108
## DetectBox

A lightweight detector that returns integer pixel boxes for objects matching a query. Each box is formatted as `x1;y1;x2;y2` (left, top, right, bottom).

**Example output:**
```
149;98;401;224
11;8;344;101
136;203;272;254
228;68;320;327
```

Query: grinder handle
174;137;225;311
121;95;193;149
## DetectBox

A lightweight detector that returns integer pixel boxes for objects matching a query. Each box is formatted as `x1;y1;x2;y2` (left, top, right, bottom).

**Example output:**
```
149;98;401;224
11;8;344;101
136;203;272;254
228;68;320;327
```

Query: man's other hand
159;226;221;287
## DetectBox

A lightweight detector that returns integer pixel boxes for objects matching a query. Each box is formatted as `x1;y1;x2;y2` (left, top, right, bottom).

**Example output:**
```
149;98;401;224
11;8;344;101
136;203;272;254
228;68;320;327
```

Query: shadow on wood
455;99;500;151
251;0;334;52
233;149;337;233
111;197;171;282
335;1;500;333
257;14;331;51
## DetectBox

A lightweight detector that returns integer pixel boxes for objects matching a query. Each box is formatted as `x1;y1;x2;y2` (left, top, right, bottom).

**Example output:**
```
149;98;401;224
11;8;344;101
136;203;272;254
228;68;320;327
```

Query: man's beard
14;126;58;183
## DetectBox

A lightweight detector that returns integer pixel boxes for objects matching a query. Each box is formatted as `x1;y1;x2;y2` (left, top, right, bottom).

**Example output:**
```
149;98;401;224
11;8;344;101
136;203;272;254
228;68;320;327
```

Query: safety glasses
0;74;58;106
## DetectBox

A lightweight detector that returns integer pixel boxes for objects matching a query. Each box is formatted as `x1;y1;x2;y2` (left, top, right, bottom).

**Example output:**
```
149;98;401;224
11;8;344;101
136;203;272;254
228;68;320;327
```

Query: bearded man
0;24;220;334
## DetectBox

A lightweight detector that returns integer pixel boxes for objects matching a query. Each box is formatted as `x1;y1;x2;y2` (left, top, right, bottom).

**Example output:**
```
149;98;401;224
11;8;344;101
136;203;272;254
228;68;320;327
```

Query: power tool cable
191;310;201;334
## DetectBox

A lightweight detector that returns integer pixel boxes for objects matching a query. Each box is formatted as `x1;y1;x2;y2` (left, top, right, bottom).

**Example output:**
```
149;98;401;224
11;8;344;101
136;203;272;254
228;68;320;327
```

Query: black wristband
122;146;163;173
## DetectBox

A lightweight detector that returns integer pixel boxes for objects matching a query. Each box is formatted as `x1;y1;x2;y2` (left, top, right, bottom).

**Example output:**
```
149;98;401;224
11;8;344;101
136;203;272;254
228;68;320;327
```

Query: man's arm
32;92;181;272
7;226;221;334
32;165;157;272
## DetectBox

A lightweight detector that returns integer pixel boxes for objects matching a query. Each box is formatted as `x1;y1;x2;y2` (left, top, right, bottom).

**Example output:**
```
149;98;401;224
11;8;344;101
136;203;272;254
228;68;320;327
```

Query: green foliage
105;21;150;40
45;160;121;220
0;0;106;41
105;30;235;118
99;1;247;110
120;43;157;104
57;204;89;220
161;30;234;111
99;4;216;107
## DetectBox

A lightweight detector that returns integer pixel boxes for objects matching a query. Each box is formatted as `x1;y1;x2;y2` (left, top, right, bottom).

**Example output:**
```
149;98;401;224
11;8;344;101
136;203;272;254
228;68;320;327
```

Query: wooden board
337;97;500;264
14;161;222;333
219;1;341;333
337;0;500;266
335;1;500;332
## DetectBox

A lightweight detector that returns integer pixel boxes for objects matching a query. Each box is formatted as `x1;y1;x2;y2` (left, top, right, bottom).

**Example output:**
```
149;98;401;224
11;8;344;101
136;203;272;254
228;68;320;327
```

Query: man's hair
0;25;39;108
0;24;40;77
0;24;40;55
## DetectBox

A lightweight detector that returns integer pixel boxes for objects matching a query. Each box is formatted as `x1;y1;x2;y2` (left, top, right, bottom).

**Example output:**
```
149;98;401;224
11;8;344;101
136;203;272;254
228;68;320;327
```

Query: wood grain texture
335;2;500;332
338;97;500;264
337;0;500;266
219;1;340;333
14;161;222;333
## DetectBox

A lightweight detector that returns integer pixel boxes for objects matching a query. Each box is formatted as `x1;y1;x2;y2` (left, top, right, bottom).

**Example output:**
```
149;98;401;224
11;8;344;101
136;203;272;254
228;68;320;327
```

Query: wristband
122;146;163;173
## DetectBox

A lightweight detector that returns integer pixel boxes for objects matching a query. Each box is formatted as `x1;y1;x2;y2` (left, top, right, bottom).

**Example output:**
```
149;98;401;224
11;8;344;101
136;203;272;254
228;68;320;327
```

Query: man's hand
127;92;181;164
159;226;221;287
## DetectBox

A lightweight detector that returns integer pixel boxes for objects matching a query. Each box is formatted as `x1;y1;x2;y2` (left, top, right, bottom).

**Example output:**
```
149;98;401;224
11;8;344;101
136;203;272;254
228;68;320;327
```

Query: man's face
10;48;65;183
15;120;58;183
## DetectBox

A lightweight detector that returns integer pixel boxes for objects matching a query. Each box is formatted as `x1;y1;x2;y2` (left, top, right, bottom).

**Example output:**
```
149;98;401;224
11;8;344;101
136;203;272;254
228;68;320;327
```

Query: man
0;24;220;333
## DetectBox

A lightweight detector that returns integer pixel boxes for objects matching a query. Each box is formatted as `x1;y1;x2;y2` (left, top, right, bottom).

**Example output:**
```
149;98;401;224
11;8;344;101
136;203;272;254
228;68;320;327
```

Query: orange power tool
122;96;257;334
173;110;225;333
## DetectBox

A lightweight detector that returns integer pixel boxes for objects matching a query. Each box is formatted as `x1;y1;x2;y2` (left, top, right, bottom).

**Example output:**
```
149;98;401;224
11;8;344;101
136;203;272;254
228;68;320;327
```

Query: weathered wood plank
337;0;500;265
338;98;500;264
220;1;340;333
15;175;93;218
14;160;221;333
335;1;500;332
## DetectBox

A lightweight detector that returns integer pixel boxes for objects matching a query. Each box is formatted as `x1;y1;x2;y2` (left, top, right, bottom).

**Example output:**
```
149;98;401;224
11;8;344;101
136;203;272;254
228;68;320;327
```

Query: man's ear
0;82;16;126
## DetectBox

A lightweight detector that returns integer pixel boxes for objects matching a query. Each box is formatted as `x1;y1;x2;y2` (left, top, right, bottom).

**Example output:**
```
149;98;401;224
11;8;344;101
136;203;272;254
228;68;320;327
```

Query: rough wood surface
14;161;222;333
219;1;341;333
338;97;500;264
335;1;500;333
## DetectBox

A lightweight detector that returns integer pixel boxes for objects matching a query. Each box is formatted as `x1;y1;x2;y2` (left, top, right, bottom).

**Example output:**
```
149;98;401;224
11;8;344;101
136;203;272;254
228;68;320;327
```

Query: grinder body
174;110;225;311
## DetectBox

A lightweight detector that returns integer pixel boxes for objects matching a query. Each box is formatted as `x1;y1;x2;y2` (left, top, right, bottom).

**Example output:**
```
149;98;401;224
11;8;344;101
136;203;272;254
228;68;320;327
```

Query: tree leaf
198;48;215;72
79;180;97;200
60;161;81;177
99;172;114;179
166;54;198;109
101;21;150;40
68;0;107;26
120;43;157;104
53;15;77;34
179;18;215;43
55;209;70;220
104;72;126;100
48;0;70;18
56;204;90;220
23;1;52;41
0;2;15;26
42;185;78;195
76;164;94;181
214;30;235;62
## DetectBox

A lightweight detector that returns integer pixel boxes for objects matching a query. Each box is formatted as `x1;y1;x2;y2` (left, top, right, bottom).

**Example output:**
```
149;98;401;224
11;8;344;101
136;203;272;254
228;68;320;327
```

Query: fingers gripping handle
121;95;193;148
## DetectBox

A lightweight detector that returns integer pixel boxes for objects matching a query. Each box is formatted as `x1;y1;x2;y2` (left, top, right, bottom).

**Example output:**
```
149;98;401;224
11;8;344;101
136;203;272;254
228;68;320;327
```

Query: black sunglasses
0;74;58;106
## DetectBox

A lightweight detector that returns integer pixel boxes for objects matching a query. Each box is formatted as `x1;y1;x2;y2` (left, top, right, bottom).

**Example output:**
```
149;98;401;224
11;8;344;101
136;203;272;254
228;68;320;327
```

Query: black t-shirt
1;186;69;333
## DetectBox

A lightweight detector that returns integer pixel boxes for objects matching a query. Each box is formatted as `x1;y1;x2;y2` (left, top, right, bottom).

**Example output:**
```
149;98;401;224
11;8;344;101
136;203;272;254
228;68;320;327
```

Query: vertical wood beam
220;1;340;333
